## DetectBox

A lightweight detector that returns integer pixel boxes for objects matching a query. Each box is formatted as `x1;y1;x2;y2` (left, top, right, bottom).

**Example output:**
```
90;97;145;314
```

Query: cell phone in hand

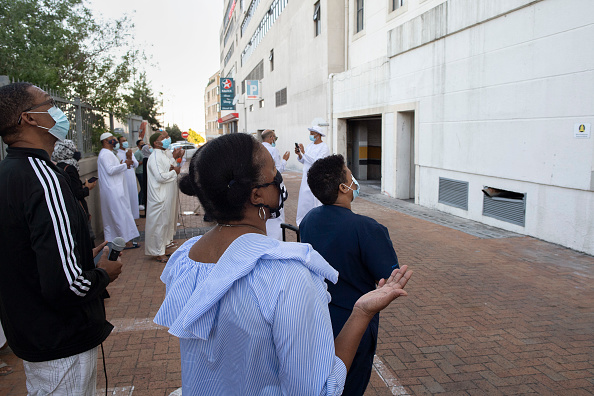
295;143;299;149
88;176;98;183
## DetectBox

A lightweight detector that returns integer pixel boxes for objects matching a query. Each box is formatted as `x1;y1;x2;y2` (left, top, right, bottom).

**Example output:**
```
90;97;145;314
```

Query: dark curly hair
307;154;348;205
179;133;266;222
0;82;34;143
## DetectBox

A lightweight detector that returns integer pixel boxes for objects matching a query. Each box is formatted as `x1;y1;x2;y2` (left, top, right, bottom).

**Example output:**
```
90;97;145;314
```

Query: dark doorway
346;116;382;181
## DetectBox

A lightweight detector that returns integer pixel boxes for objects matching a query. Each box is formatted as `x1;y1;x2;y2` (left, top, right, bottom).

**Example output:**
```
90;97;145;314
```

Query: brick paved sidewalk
1;170;592;395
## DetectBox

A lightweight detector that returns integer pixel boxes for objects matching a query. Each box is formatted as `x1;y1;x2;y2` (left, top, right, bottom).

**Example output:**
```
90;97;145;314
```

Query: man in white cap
261;129;290;240
294;125;330;225
97;132;140;248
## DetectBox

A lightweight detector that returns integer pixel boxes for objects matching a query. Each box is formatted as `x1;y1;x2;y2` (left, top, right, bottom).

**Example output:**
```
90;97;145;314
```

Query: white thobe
263;142;287;240
145;150;178;256
0;321;6;348
165;150;180;244
97;148;140;242
296;141;330;225
116;149;140;219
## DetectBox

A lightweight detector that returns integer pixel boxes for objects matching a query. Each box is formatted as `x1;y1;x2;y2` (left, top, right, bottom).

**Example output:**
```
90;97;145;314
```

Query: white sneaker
139;205;145;210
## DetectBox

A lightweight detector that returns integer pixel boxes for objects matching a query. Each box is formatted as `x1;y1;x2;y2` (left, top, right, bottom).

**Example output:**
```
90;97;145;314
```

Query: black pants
136;173;145;206
329;304;378;396
142;160;148;207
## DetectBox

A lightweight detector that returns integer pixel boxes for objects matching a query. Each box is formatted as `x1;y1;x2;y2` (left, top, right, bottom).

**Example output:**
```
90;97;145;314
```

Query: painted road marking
373;355;410;395
96;386;135;395
110;317;165;333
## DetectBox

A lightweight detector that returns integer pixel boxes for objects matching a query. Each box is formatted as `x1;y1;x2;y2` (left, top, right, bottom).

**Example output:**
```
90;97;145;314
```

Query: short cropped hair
261;130;274;141
179;133;266;222
136;139;143;146
307;154;348;205
0;82;34;142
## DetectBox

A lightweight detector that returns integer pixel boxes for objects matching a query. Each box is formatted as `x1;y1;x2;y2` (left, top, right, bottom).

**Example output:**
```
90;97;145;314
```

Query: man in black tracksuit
0;83;122;394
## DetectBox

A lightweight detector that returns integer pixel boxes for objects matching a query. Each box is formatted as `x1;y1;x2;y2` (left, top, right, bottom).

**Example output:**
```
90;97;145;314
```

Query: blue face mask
271;142;276;147
343;176;360;200
114;143;120;150
149;148;154;153
161;137;172;149
28;106;70;141
122;141;129;149
309;135;316;141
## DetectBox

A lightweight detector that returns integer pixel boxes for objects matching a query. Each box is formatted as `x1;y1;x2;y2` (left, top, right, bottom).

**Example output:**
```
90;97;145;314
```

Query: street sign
181;131;189;139
220;78;236;110
246;80;260;100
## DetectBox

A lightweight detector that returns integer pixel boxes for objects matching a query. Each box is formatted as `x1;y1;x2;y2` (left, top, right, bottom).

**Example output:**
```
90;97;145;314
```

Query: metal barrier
0;76;113;160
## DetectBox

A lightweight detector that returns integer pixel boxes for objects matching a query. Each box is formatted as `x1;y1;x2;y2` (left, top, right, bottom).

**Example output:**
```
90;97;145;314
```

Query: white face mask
342;176;360;200
28;106;70;141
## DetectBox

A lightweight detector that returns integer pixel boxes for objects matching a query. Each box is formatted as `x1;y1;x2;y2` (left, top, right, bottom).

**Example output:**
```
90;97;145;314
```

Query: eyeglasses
17;98;56;125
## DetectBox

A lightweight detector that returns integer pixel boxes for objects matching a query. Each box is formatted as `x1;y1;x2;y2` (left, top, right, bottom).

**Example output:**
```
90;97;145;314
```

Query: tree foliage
122;73;162;130
0;0;138;113
166;123;182;143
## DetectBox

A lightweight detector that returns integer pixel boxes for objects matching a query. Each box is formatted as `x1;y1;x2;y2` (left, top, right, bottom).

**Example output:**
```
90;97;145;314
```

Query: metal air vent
438;178;468;210
482;187;526;227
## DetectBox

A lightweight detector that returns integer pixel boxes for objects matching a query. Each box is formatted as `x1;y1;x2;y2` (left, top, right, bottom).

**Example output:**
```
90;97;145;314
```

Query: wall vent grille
438;178;468;210
482;190;526;227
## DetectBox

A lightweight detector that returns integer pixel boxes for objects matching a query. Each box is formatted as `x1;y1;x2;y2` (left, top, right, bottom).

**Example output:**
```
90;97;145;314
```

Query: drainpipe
328;73;335;153
344;0;349;71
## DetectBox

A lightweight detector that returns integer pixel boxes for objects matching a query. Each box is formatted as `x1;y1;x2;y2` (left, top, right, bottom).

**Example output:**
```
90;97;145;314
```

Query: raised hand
173;147;184;159
282;151;290;161
353;265;413;318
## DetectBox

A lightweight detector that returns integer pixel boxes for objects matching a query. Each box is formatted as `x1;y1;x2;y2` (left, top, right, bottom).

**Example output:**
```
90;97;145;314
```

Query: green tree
166;124;182;143
122;73;162;130
0;0;138;112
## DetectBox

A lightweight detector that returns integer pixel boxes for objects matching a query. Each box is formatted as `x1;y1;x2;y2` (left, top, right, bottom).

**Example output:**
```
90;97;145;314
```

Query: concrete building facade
329;0;594;255
204;72;222;140
219;0;594;255
219;0;346;147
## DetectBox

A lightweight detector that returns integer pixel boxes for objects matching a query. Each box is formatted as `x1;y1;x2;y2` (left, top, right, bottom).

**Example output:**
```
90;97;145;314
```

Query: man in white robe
295;125;330;225
261;129;290;240
164;148;182;247
97;132;140;246
116;136;140;219
145;132;181;262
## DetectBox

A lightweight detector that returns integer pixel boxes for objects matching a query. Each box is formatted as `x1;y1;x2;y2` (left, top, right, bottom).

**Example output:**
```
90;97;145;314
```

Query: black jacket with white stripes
0;146;113;362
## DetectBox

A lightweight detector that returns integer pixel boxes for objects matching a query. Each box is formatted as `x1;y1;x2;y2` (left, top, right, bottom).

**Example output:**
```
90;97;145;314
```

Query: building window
275;88;287;107
391;0;404;11
313;2;321;37
356;0;364;33
270;49;274;71
259;99;265;108
250;104;254;112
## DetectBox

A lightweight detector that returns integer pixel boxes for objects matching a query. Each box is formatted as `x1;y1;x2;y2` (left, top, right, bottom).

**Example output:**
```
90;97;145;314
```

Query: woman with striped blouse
154;133;412;395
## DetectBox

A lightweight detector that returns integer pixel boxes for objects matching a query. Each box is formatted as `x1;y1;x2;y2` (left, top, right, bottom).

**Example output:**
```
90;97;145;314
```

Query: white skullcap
100;132;114;141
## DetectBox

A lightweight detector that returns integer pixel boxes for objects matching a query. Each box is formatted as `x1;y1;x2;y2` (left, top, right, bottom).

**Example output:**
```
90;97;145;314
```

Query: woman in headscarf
52;139;97;246
154;133;413;395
